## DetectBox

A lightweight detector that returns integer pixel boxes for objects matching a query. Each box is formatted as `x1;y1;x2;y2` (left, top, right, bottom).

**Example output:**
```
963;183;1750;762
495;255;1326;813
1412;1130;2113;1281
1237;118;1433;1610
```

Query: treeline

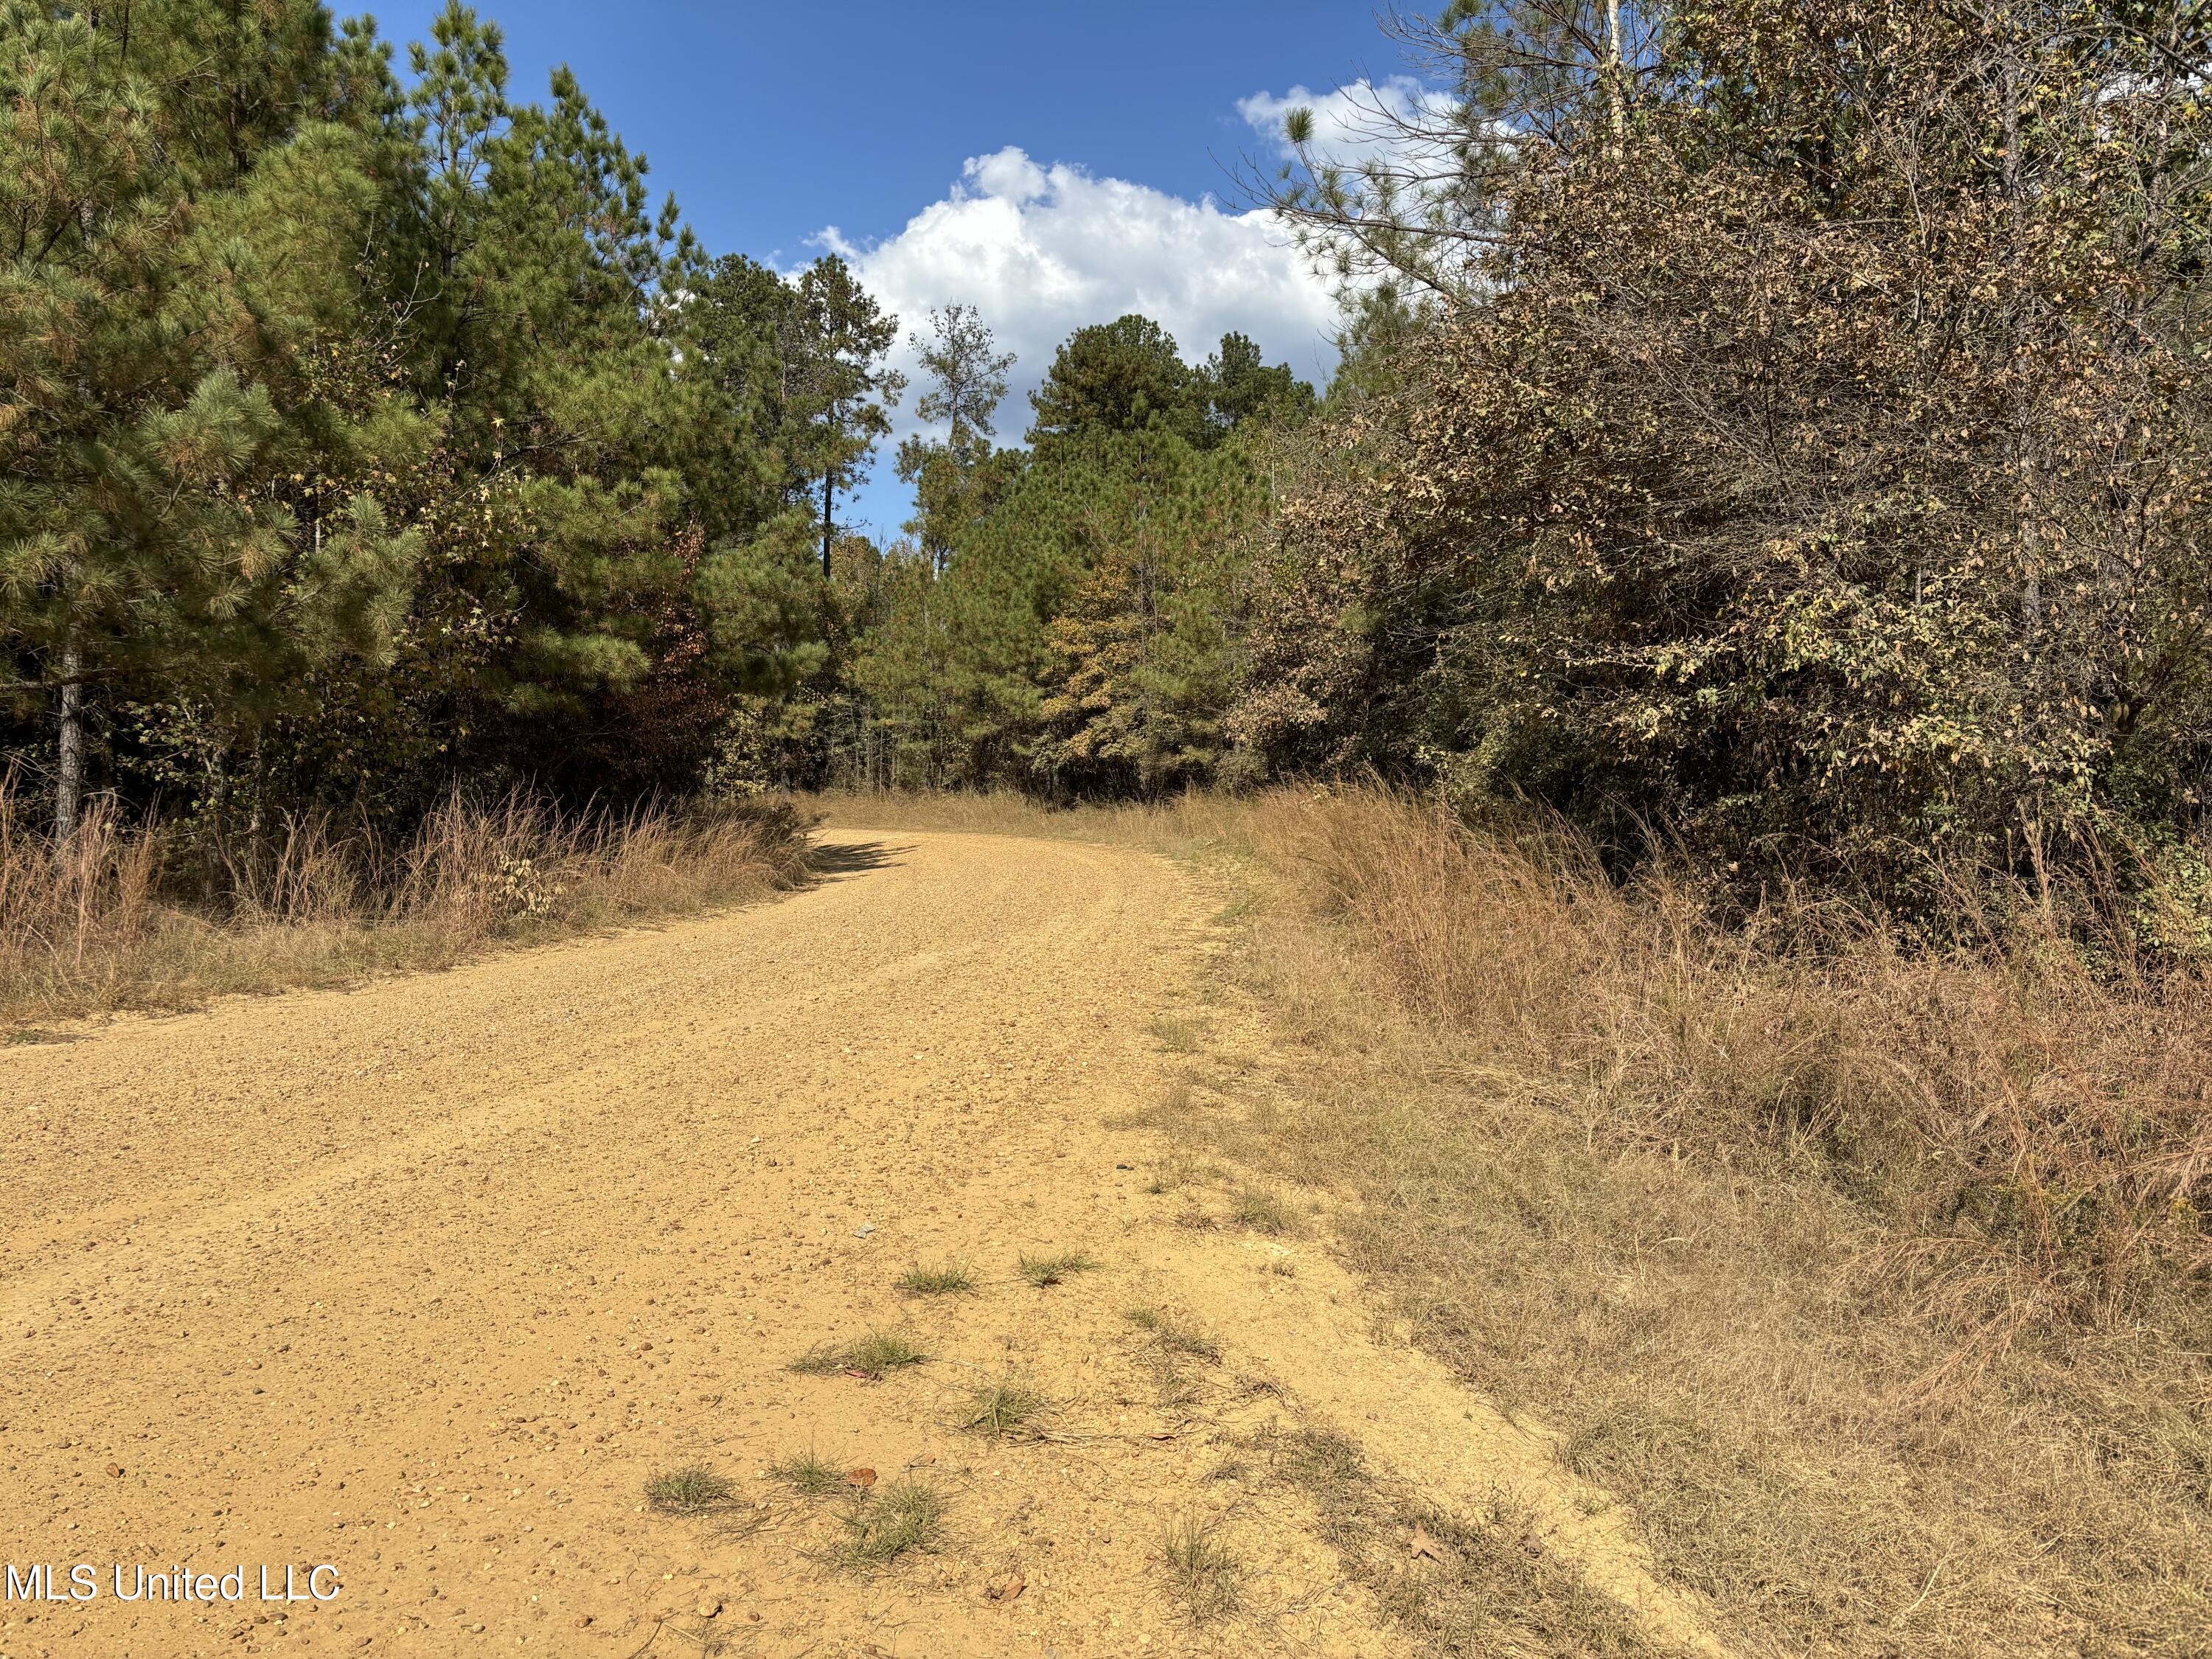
759;0;2212;923
16;0;2212;923
1;0;900;847
1237;0;2212;915
830;316;1313;798
0;0;1319;848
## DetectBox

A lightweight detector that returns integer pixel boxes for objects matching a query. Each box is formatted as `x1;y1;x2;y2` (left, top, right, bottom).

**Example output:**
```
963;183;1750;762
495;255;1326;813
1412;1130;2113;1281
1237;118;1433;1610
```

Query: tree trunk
54;633;84;844
1605;0;1627;156
821;471;835;580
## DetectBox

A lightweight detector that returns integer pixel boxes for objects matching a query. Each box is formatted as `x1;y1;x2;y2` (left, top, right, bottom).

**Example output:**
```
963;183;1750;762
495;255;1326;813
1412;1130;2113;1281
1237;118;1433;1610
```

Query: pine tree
790;256;902;579
896;305;1015;571
1027;316;1204;448
860;316;1310;794
0;0;423;838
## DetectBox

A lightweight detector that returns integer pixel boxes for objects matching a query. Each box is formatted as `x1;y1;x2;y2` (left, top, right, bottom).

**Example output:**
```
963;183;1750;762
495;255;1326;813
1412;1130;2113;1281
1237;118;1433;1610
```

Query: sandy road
0;830;1717;1659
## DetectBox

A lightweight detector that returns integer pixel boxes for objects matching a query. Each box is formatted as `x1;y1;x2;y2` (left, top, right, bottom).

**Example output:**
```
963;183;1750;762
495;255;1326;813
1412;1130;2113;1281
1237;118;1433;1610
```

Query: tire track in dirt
0;830;1723;1658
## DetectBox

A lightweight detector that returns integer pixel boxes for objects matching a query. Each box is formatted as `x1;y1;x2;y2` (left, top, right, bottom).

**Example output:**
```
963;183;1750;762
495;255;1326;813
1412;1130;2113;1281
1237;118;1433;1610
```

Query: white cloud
815;146;1340;539
1237;76;1461;176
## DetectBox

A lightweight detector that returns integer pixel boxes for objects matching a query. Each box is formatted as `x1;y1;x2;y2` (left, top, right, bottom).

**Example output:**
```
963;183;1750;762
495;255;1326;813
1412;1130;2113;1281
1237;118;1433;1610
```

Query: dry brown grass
1220;790;2212;1657
810;784;2212;1656
1267;1426;1658;1657
0;782;807;1028
1248;790;2212;1338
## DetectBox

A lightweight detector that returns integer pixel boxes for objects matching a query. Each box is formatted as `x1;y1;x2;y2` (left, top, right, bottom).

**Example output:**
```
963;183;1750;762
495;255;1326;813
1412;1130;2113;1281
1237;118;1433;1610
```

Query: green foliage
1239;0;2212;910
860;319;1309;796
1029;314;1205;447
0;0;427;836
897;304;1015;571
0;1;904;842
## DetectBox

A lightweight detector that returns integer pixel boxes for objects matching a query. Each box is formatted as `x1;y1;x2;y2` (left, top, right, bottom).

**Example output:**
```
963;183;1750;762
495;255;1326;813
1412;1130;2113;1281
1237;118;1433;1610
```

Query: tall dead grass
1251;790;2212;1343
0;782;807;1027
810;783;2212;1652
1209;788;2212;1655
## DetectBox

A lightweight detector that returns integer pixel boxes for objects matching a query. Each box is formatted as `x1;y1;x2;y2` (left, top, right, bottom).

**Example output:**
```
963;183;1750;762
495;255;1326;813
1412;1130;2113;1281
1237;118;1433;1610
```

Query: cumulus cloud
815;147;1339;536
1237;76;1460;174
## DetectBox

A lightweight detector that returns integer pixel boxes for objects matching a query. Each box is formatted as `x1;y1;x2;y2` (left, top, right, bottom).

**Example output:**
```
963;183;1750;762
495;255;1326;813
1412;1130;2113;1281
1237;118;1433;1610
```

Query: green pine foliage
0;0;428;837
0;1;888;843
855;319;1310;796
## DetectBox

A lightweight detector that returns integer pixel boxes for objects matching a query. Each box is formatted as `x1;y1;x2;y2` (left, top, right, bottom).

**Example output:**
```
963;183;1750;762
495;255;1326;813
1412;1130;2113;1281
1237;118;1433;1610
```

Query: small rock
694;1599;720;1619
572;1614;593;1628
105;1464;122;1478
855;1223;875;1238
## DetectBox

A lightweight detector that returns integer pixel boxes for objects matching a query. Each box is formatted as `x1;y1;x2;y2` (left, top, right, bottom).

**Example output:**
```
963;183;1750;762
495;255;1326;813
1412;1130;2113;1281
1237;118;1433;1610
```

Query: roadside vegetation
827;784;2212;1654
0;785;804;1027
1233;790;2212;1655
13;0;2212;1649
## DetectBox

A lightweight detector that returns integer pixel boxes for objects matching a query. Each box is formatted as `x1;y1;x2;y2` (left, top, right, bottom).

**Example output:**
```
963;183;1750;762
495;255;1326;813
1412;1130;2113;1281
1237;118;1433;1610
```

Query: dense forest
10;0;2212;923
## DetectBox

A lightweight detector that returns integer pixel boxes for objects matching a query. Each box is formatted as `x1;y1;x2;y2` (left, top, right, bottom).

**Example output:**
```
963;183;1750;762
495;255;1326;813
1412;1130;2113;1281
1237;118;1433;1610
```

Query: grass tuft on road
790;1330;927;1380
1228;1186;1303;1236
961;1382;1050;1439
644;1464;737;1516
1017;1250;1099;1287
768;1447;844;1498
1126;1305;1222;1363
833;1478;946;1571
1161;1512;1240;1623
894;1260;975;1295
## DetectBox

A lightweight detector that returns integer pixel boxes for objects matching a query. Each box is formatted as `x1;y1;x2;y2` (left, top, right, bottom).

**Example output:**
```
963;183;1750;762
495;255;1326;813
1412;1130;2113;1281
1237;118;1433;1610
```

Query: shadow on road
807;838;911;880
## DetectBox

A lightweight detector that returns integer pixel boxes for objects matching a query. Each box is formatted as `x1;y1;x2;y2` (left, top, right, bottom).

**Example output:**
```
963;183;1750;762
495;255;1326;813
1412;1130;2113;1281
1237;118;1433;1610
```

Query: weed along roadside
813;789;2212;1656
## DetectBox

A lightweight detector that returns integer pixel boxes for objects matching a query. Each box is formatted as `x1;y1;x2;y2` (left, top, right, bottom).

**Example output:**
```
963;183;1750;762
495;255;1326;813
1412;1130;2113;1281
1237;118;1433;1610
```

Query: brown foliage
1240;0;2212;897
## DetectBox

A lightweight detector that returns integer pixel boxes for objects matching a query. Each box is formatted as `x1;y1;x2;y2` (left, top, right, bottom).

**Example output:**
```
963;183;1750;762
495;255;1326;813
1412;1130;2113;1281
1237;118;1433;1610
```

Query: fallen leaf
985;1571;1026;1602
844;1467;877;1488
1409;1525;1449;1562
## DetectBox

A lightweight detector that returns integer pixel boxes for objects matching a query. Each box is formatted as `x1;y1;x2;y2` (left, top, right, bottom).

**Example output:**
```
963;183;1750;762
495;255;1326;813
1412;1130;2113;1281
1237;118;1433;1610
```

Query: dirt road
0;830;1719;1658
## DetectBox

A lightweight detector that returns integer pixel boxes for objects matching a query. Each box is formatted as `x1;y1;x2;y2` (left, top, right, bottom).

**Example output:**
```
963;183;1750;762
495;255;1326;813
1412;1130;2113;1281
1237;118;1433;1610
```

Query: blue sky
363;0;1416;537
